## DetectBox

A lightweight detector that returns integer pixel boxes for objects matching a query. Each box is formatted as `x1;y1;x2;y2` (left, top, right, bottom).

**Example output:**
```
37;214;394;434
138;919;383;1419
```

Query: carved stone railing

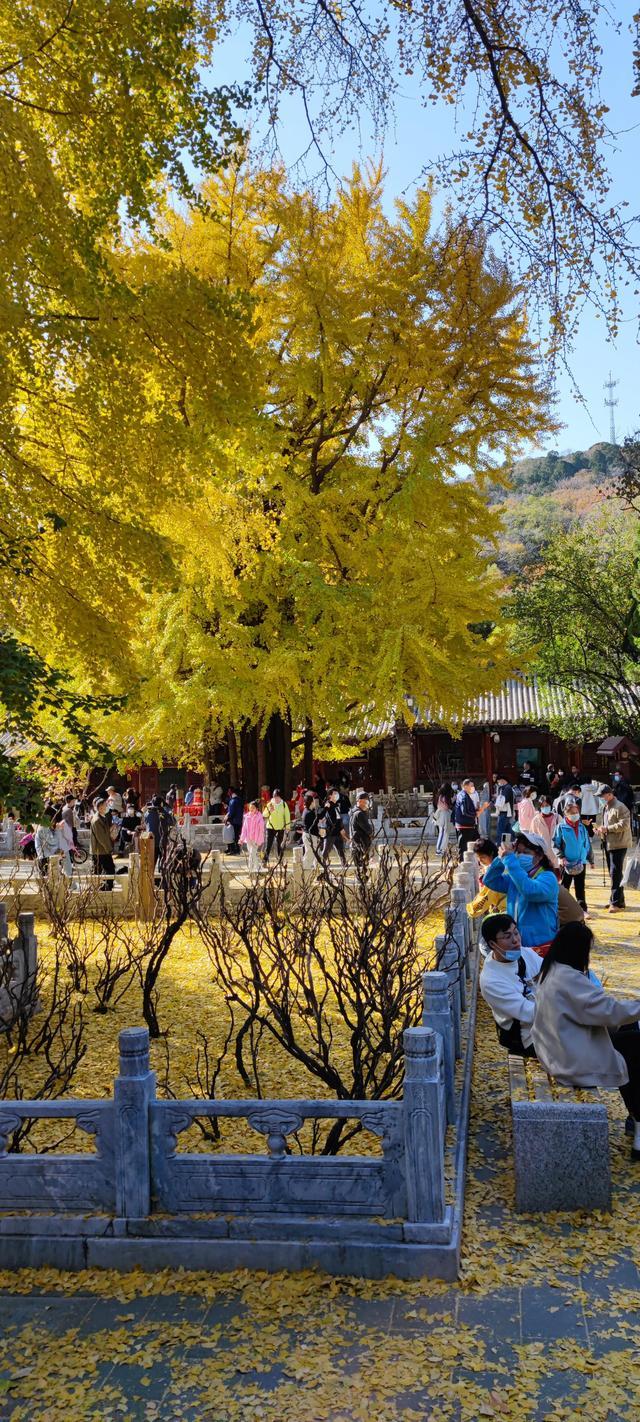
0;858;478;1279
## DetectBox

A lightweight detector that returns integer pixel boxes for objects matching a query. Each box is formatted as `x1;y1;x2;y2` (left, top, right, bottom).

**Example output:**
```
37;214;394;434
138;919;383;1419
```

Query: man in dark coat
351;793;374;868
225;787;244;855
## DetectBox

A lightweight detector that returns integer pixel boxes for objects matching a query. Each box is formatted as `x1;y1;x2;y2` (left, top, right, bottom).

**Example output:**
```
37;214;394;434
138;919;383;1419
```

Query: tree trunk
227;725;239;790
240;724;259;802
283;712;293;797
303;718;314;787
264;711;293;795
257;730;267;796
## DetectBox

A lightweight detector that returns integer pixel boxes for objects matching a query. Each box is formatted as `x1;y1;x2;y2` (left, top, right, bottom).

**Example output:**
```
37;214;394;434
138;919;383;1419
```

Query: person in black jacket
454;779;480;855
321;789;347;864
225;787;244;855
302;792;322;869
144;796;174;868
351;793;374;867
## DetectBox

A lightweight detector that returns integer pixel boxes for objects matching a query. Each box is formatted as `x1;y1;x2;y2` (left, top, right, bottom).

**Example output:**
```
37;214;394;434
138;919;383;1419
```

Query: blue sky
209;4;639;453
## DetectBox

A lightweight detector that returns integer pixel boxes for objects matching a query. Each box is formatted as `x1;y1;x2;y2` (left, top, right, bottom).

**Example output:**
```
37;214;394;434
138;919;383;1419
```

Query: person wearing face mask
515;786;538;833
553;797;593;916
479;913;543;1055
529;796;560;866
454;778;485;855
553;782;582;817
483;831;559;956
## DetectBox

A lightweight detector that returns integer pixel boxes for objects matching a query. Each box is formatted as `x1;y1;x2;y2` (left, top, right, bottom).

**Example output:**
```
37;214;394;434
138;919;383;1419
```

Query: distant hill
493;441;622;499
489;442;622;574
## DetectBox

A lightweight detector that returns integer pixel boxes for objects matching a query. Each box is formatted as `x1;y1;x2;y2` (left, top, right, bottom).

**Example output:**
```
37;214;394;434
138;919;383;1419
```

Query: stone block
512;1101;611;1213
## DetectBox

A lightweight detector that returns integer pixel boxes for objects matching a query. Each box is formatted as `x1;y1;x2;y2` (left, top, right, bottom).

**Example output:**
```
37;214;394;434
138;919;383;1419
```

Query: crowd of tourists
437;762;636;914
462;767;640;1162
19;775;376;885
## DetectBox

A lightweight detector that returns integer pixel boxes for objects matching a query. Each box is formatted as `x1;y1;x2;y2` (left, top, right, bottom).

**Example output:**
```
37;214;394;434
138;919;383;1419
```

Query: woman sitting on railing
533;922;640;1160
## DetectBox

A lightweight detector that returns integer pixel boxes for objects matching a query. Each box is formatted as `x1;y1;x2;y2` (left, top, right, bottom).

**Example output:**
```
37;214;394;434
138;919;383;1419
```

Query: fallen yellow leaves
0;875;638;1418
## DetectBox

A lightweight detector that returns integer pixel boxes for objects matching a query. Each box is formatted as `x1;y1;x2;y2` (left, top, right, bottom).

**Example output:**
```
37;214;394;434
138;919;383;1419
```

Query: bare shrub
140;837;205;1039
91;906;149;1014
197;848;450;1153
39;874;98;992
0;949;86;1153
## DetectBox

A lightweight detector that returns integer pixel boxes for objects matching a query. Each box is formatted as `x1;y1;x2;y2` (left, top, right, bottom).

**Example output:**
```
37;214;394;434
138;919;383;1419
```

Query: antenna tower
604;371;619;445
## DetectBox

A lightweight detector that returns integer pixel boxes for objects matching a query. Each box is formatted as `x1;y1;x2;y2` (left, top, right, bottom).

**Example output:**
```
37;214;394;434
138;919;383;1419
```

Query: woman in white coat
53;809;74;878
533;921;640;1158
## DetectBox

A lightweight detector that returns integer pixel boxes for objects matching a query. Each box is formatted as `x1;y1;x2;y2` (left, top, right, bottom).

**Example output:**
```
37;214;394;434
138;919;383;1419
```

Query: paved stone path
0;869;638;1419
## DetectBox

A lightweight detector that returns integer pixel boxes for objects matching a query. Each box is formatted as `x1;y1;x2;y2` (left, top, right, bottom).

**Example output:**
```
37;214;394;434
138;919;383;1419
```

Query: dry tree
0;939;86;1153
197;847;450;1153
91;905;151;1015
139;835;206;1039
39;873;98;993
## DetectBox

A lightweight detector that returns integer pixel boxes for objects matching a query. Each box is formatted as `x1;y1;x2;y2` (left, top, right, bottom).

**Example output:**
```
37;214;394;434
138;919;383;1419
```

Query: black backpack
496;956;530;1053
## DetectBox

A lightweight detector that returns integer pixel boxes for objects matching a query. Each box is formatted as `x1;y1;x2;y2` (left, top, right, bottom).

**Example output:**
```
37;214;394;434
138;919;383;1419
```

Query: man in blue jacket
453;778;481;855
225;787;244;855
483;830;559;956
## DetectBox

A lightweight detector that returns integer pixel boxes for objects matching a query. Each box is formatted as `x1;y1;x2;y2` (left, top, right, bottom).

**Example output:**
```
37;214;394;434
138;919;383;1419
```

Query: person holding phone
453;778;488;855
483;830;559;957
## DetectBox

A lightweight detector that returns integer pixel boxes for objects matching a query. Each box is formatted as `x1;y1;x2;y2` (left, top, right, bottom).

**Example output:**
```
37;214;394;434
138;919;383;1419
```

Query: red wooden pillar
483;731;494;784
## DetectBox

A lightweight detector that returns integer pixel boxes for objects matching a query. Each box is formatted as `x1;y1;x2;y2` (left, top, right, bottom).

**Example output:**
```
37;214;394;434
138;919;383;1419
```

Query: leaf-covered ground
0;872;639;1419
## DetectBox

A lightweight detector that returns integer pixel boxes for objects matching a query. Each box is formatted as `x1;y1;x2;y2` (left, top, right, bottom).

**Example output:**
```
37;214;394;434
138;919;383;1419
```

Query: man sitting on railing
479;912;542;1057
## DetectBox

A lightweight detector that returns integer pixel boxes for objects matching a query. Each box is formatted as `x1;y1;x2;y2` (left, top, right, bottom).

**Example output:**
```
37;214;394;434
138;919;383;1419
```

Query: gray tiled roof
363;676;636;737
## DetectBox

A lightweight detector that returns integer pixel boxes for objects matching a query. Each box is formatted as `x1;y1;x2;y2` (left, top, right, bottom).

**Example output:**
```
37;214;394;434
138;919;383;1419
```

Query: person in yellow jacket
263;789;291;864
466;838;507;918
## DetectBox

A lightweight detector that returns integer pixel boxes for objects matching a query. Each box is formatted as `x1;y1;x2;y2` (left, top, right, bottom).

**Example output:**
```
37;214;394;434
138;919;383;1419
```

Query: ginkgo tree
4;163;553;788
113;164;553;784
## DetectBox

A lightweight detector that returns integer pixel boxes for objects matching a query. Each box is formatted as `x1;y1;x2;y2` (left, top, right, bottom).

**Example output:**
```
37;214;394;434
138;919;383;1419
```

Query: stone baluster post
463;849;480;890
453;869;475;900
403;1027;446;1223
423;969;455;1124
449;890;472;999
434;933;461;1058
114;1026;156;1219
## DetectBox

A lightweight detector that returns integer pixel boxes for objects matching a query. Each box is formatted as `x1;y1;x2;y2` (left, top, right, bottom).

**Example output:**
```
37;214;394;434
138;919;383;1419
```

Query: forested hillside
490;442;622;573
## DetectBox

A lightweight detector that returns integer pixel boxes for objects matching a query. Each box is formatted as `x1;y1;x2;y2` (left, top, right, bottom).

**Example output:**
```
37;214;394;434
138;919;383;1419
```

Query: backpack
495;956;530;1053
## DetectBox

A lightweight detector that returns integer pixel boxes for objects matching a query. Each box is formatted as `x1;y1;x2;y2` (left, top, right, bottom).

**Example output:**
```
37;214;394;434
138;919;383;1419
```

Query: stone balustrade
0;866;478;1279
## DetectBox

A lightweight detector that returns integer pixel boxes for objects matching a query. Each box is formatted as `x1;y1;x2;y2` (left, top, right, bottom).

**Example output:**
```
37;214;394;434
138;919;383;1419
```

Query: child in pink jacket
239;800;266;872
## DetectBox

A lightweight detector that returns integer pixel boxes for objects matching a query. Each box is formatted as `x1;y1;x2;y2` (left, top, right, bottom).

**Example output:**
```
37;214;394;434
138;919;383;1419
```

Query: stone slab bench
508;1055;611;1213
